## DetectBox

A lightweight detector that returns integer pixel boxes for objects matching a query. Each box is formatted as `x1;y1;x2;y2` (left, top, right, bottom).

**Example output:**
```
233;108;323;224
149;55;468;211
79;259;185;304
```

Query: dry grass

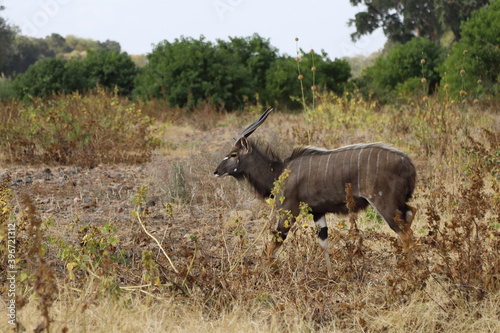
1;91;500;332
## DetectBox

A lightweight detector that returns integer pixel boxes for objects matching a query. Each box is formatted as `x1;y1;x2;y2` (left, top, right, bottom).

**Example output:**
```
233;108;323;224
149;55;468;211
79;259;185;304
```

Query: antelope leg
315;215;333;278
400;205;417;259
406;205;417;227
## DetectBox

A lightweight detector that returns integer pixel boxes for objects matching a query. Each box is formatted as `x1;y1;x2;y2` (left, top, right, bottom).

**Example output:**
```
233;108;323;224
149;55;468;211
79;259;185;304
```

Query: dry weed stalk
344;183;363;258
134;211;178;275
22;194;58;333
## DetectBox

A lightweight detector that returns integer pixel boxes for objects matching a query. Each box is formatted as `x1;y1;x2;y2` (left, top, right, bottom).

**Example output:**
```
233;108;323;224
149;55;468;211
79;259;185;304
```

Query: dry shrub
286;91;384;148
137;96;224;132
423;171;500;302
136;96;185;124
185;99;225;131
0;87;159;166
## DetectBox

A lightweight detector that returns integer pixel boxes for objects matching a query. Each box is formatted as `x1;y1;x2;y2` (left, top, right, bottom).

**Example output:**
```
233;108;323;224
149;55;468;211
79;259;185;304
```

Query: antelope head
214;108;273;178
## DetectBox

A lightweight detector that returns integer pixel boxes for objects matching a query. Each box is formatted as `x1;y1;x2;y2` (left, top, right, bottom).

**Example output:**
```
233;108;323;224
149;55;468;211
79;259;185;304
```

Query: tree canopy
1;29;124;76
348;0;490;44
440;0;500;97
0;6;16;74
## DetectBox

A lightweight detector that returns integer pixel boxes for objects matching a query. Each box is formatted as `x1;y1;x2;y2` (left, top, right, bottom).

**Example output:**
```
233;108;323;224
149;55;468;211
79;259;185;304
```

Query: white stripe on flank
341;151;347;186
296;157;303;185
307;155;313;195
373;148;382;188
332;152;339;195
318;154;324;176
349;150;355;191
324;153;332;187
357;148;363;196
366;147;374;190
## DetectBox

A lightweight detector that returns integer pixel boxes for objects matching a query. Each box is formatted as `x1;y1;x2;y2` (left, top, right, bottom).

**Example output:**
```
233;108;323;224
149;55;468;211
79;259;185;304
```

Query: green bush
133;34;277;111
83;50;136;95
13;50;136;99
440;0;500;99
13;58;83;98
358;37;444;101
265;51;351;110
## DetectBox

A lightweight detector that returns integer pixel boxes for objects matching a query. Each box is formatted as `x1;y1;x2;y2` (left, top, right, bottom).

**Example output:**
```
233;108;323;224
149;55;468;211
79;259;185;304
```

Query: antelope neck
241;147;284;198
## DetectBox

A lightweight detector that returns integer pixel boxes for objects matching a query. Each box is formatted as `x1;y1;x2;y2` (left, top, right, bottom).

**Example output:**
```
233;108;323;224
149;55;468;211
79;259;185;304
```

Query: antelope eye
230;153;237;157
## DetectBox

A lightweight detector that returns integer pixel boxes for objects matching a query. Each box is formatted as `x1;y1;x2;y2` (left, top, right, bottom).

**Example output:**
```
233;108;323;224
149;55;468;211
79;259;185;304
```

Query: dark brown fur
214;112;417;277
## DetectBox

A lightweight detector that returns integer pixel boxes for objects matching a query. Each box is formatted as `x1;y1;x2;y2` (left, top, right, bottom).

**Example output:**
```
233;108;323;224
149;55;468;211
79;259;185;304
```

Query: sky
1;0;386;59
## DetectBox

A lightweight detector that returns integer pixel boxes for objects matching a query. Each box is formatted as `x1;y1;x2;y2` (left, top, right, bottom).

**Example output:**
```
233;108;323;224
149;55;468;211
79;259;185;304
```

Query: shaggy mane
248;138;284;162
288;142;404;160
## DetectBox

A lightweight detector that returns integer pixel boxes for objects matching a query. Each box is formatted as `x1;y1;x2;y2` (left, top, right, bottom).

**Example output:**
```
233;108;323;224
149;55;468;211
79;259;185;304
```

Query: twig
120;284;155;290
227;214;271;274
182;241;198;288
135;209;179;274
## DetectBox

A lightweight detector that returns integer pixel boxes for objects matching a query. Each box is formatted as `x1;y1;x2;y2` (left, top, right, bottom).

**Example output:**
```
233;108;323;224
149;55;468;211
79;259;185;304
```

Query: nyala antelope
214;108;417;277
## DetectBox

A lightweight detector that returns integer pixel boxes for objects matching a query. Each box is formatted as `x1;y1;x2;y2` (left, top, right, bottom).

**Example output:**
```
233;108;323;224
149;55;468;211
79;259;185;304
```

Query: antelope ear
240;137;252;153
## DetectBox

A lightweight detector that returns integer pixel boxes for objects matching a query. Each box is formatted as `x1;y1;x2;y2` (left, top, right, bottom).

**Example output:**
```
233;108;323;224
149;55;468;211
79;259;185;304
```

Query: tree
437;0;490;42
45;33;71;56
98;39;121;53
7;36;54;75
65;35;99;52
264;55;298;108
348;0;489;44
134;36;216;108
440;0;500;97
216;34;278;105
5;33;124;76
0;6;16;74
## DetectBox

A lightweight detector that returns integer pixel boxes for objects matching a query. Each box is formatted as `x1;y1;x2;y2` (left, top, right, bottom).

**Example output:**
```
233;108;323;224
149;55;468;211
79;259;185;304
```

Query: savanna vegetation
1;1;500;332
